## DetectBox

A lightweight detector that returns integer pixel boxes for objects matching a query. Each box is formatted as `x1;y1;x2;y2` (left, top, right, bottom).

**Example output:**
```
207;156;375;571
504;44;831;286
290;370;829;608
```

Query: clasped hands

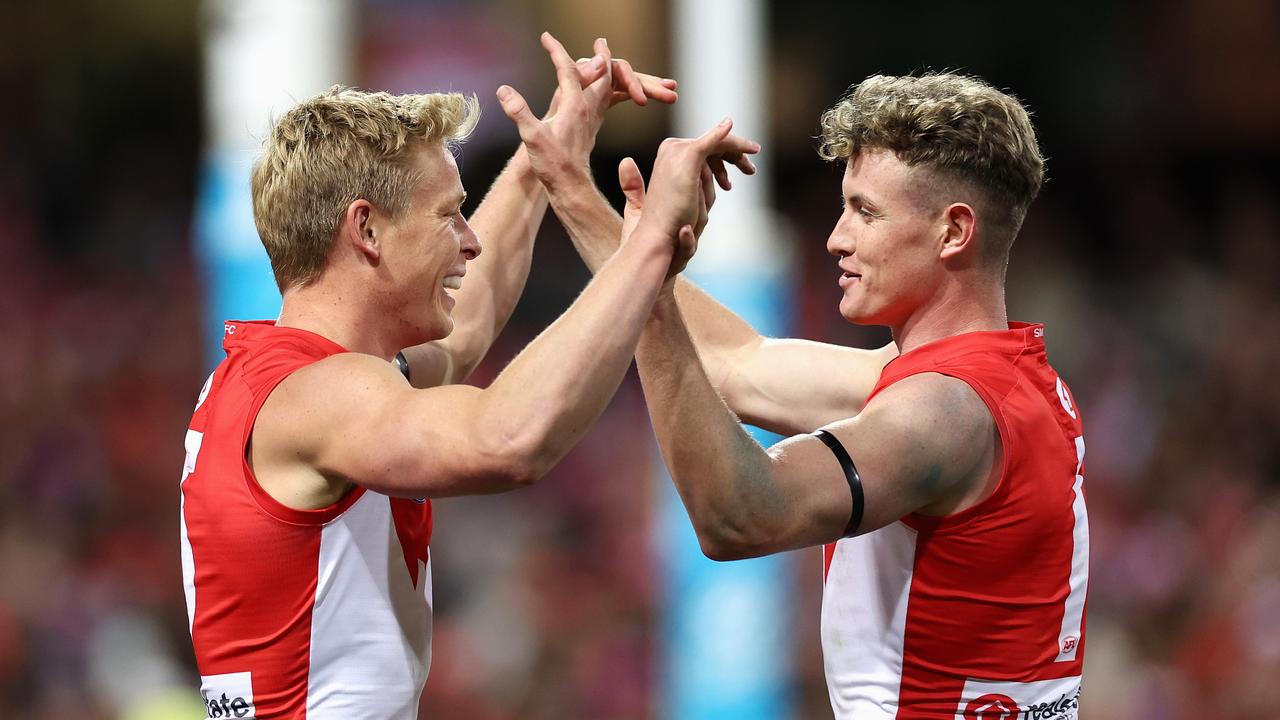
500;31;761;278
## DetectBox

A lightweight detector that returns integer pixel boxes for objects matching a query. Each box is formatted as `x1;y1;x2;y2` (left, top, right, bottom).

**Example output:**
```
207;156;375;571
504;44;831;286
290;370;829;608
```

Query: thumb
618;157;647;212
496;85;539;140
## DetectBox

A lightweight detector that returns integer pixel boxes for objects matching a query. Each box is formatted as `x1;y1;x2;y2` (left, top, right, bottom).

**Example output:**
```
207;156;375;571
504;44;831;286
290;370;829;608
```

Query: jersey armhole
237;365;366;526
899;368;1016;533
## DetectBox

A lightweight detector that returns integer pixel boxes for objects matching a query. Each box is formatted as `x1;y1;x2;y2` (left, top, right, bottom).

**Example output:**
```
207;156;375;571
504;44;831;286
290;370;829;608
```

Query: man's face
375;142;480;345
827;149;946;328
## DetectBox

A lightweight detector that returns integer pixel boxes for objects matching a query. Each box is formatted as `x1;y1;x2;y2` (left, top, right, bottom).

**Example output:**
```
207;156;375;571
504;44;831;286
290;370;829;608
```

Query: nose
460;216;481;261
826;211;854;258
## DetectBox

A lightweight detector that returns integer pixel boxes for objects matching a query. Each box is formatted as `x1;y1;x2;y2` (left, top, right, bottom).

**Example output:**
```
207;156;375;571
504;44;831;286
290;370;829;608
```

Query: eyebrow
845;192;880;210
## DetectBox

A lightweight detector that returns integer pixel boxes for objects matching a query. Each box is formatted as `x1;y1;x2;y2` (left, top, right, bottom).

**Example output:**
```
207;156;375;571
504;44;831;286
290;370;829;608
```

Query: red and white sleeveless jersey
180;321;434;719
821;323;1088;719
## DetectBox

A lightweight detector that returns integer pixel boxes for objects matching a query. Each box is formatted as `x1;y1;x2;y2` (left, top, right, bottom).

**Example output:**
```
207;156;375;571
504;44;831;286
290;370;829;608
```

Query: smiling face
827;148;950;328
373;141;480;346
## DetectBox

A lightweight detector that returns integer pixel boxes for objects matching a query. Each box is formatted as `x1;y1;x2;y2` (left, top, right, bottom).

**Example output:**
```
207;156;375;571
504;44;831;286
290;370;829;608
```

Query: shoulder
256;352;409;454
864;372;992;436
854;372;995;493
270;352;406;406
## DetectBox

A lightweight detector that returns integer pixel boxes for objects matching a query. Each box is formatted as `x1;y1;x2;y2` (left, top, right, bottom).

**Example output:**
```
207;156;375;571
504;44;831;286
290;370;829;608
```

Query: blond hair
251;86;479;290
818;73;1044;262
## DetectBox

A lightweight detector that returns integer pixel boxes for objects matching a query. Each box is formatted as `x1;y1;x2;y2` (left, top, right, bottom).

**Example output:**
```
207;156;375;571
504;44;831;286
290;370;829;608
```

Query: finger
706;130;762;160
610;91;631;107
677;223;698;262
496;85;540;140
543;31;596;98
723;151;758;175
694;117;735;154
632;70;678;104
618;157;647;209
700;164;717;209
586;37;615;101
610;57;648;106
708;155;731;191
575;57;608;88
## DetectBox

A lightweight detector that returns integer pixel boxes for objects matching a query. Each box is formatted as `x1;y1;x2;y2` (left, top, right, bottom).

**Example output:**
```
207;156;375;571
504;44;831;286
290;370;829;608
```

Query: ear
939;202;977;262
342;199;381;261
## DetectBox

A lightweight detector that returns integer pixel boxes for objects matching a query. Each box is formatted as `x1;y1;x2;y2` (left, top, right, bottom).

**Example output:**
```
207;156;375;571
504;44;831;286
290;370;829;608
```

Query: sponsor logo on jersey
965;693;1020;720
958;677;1080;720
201;672;255;718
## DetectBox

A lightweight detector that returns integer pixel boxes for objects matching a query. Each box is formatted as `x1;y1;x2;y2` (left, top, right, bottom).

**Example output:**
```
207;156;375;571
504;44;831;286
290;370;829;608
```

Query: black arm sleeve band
395;351;411;383
812;429;864;538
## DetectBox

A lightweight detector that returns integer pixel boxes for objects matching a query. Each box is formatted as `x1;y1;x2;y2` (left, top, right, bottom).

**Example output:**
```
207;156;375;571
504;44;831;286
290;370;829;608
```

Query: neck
891;277;1008;355
277;279;401;361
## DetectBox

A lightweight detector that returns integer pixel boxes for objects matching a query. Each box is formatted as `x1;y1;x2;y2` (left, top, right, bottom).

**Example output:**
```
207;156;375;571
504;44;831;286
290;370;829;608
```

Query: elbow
691;513;766;562
699;537;752;562
477;422;556;490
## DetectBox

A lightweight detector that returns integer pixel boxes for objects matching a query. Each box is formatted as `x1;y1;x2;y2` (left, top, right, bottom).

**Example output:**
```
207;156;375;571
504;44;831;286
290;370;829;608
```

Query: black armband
812;429;864;538
395;351;411;383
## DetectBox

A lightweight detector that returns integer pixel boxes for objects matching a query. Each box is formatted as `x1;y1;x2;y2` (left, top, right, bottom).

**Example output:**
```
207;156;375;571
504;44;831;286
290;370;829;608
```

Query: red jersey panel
821;323;1088;719
180;321;434;719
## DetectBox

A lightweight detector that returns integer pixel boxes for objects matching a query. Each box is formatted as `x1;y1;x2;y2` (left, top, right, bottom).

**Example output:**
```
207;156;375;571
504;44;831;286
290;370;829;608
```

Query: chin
839;301;893;328
839;298;873;326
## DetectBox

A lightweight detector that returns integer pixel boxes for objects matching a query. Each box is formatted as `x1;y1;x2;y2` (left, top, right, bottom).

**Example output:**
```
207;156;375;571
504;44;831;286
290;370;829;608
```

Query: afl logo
964;693;1021;720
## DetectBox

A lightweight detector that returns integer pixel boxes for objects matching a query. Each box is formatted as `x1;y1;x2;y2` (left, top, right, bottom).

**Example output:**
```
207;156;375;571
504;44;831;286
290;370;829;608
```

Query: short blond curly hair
251;86;479;290
819;73;1044;261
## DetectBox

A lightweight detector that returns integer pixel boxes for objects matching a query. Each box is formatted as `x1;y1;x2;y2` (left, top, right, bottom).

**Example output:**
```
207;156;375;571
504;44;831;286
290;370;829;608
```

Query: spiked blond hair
251;86;479;290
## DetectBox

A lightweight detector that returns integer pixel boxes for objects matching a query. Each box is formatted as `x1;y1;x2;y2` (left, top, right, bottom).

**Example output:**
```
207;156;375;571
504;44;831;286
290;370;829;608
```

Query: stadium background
3;0;1279;718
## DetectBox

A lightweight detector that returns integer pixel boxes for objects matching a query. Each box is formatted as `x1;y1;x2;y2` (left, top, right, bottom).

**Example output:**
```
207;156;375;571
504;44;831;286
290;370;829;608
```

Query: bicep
726;339;895;436
821;373;995;534
270;355;519;499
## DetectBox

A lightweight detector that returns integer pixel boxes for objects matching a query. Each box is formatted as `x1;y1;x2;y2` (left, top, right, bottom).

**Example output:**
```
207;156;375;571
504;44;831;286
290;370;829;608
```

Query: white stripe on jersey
822;523;919;719
305;492;433;719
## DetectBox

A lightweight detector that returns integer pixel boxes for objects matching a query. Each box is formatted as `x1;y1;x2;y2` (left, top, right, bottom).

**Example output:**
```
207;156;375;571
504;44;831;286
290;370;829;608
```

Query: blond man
537;73;1088;718
178;35;755;718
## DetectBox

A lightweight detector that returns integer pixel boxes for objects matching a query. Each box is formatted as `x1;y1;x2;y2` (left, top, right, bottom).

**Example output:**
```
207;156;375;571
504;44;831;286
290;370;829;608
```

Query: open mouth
442;276;463;290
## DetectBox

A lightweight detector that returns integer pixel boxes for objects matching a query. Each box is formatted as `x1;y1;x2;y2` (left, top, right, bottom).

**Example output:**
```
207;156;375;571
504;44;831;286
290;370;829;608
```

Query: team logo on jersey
200;672;255;718
964;693;1020;720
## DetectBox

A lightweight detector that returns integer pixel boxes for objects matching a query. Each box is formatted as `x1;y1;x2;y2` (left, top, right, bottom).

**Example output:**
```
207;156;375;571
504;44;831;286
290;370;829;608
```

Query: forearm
411;147;547;384
636;294;781;558
545;175;623;273
549;180;763;391
479;232;671;479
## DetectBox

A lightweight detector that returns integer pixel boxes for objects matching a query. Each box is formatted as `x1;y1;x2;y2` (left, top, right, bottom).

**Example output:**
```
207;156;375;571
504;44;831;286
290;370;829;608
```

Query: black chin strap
812;429;864;538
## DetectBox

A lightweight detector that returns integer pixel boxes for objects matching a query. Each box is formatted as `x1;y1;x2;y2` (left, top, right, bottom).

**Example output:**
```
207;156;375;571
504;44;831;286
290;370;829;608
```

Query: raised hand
567;55;677;110
635;119;761;249
498;33;676;193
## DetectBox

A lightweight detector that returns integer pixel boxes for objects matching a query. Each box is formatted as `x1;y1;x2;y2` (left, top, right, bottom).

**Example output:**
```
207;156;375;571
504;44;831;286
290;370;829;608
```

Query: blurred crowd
2;1;1278;719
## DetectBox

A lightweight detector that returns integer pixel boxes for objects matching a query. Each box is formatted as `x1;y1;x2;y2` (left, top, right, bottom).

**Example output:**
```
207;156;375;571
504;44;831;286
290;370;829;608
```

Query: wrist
546;168;604;212
504;146;545;194
645;284;682;334
541;160;594;197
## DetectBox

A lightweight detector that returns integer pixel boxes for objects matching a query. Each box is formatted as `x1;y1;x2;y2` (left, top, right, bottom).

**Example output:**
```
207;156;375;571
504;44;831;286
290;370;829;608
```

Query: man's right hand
626;119;760;276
